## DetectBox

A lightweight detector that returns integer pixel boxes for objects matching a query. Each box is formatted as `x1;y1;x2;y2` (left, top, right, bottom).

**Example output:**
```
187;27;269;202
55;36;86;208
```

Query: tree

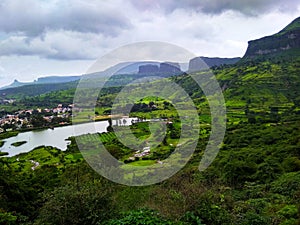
106;209;175;225
36;182;114;225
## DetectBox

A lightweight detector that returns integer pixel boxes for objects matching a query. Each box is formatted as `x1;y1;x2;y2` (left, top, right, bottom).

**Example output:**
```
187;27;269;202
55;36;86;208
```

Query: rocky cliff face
243;17;300;59
36;76;80;84
138;64;159;74
138;62;182;74
159;62;181;73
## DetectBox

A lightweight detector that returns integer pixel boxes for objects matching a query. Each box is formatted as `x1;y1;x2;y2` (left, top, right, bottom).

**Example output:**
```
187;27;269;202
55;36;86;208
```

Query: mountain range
0;16;299;102
0;76;81;90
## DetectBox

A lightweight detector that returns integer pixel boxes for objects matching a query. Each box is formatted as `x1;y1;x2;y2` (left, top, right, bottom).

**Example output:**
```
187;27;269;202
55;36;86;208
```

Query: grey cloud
130;0;299;15
0;36;52;57
198;0;299;15
0;0;298;61
0;31;104;60
0;0;131;37
0;0;131;59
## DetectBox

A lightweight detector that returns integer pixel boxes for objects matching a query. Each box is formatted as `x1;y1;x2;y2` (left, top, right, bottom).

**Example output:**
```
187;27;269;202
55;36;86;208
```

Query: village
0;104;73;132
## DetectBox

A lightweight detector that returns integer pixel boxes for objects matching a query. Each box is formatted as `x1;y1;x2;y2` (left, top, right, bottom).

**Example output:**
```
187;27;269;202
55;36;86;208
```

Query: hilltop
243;16;300;59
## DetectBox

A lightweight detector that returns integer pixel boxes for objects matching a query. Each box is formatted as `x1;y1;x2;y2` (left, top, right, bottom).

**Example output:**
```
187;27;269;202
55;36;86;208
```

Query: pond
0;118;136;157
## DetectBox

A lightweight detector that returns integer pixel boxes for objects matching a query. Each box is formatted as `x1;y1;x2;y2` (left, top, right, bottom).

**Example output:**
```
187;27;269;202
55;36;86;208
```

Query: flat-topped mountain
243;17;300;59
138;62;182;74
188;57;240;72
35;76;80;84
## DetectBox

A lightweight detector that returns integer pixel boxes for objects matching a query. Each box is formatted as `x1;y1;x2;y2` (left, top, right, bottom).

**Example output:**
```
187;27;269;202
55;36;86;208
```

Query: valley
0;16;300;225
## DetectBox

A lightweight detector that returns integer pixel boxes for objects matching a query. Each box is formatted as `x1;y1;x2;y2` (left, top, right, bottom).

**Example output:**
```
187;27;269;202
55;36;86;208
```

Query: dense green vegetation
1;118;300;224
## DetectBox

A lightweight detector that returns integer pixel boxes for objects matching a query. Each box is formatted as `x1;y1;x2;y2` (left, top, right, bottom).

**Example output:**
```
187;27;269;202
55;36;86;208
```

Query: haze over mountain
0;76;81;90
0;57;237;90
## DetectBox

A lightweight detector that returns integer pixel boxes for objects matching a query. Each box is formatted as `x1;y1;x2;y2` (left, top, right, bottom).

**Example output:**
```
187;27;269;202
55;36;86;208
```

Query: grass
0;131;19;140
126;160;157;166
7;145;84;172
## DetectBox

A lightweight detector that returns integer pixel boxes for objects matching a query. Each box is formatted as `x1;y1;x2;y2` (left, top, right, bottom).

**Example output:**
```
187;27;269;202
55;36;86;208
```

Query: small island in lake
11;141;27;147
0;151;8;156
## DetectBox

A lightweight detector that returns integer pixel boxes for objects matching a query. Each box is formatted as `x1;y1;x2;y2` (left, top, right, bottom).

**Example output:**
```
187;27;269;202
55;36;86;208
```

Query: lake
0;118;136;157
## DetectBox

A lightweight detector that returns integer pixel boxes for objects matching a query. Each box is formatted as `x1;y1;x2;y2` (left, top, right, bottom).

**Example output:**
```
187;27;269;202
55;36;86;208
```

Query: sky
0;0;299;87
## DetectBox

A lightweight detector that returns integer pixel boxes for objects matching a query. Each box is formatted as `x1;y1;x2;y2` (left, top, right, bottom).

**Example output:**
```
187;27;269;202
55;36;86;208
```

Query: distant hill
188;57;241;72
0;80;78;99
35;76;80;84
243;16;300;59
0;76;81;90
0;79;28;89
80;61;184;89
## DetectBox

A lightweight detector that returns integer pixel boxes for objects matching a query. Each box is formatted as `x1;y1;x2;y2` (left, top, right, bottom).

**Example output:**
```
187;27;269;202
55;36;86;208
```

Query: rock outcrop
138;62;182;75
159;62;181;73
138;64;159;74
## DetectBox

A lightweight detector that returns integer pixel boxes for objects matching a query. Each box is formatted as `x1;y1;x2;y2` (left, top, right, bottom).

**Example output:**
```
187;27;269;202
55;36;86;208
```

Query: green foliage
238;211;271;225
192;190;233;225
0;211;17;225
278;205;298;219
106;209;175;225
0;131;18;139
36;182;114;225
181;211;205;225
270;172;300;197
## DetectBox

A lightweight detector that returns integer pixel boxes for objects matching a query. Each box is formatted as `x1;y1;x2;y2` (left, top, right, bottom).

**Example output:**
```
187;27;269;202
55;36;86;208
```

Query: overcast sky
0;0;299;86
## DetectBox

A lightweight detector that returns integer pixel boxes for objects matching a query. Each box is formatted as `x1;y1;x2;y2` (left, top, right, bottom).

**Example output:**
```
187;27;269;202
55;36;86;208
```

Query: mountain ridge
243;16;300;59
0;75;81;90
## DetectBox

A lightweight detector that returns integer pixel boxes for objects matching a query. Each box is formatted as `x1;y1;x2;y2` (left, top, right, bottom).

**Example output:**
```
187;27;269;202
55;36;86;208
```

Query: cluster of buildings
134;146;151;158
127;146;151;162
0;104;74;132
